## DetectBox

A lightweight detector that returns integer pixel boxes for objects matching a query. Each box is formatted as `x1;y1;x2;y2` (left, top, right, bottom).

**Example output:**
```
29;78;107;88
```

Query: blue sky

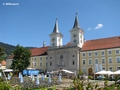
0;0;120;47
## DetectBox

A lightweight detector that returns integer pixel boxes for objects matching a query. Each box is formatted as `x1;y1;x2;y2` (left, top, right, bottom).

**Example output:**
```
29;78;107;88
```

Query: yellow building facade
27;55;47;72
80;36;120;75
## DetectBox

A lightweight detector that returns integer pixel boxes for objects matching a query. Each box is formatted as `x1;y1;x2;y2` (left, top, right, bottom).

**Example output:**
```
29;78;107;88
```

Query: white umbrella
61;69;73;74
95;70;114;75
3;69;13;72
95;70;108;75
107;71;114;75
113;70;120;74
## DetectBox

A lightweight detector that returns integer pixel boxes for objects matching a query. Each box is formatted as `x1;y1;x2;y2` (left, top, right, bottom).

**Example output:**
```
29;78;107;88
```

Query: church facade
47;13;84;74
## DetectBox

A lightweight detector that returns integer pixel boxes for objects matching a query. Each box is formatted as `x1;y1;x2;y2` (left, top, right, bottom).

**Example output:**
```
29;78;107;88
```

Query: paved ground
56;79;73;88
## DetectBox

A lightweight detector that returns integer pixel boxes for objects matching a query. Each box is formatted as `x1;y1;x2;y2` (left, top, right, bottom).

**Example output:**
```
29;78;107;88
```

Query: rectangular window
46;62;47;66
109;67;112;71
46;57;48;60
88;53;91;57
50;62;52;66
101;58;105;64
82;53;85;57
116;57;120;63
34;58;36;60
116;50;119;54
88;59;92;64
40;63;42;66
108;51;112;55
101;51;105;56
94;52;98;56
40;57;42;60
108;57;112;63
82;60;85;65
95;58;98;64
117;67;120;70
82;68;86;74
102;68;105;70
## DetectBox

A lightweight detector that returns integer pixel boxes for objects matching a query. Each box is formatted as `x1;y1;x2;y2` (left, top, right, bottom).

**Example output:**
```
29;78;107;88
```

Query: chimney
84;38;86;42
43;41;46;47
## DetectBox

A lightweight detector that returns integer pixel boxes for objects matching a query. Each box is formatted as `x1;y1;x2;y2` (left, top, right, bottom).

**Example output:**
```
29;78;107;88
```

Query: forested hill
0;42;36;56
0;42;16;55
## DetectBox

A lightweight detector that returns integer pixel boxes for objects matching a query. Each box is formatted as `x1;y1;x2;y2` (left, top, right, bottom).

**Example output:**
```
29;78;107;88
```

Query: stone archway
88;68;93;76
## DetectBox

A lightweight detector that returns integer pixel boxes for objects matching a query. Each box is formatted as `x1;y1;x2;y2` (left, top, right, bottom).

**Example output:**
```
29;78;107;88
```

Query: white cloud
94;24;103;29
87;28;91;30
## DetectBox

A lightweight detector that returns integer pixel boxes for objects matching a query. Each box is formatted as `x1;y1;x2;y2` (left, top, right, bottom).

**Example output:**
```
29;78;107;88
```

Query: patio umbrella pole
0;64;8;84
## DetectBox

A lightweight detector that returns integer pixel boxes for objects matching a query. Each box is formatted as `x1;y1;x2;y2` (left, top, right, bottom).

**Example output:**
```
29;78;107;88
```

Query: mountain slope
0;42;16;55
0;42;36;56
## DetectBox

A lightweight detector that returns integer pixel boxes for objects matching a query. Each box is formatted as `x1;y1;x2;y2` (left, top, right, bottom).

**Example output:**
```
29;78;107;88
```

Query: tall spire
73;12;80;29
53;18;59;33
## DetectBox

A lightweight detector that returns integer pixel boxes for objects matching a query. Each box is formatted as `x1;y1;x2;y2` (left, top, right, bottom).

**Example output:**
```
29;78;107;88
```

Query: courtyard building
6;44;49;73
80;36;120;75
6;13;120;75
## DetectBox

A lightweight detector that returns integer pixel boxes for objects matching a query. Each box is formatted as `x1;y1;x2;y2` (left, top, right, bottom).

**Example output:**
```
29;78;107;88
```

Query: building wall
80;48;120;75
6;58;13;69
28;55;47;72
6;55;47;72
47;47;80;74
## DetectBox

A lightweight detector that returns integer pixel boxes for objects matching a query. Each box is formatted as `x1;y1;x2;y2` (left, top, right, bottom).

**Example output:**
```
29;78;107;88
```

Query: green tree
0;46;5;62
11;45;31;72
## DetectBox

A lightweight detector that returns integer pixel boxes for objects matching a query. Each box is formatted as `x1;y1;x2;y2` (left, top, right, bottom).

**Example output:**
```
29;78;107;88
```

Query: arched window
73;61;75;65
73;39;77;43
60;55;63;59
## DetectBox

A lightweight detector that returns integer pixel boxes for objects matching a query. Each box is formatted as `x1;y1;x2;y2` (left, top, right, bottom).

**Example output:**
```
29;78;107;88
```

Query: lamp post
0;64;7;83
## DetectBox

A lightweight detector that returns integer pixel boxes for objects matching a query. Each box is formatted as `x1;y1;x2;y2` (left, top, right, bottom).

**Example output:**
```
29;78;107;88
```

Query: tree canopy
0;46;5;62
0;47;5;56
11;45;31;72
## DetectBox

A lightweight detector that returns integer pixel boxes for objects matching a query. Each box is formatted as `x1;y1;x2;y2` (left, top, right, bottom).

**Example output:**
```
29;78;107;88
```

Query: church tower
50;18;63;47
70;13;84;48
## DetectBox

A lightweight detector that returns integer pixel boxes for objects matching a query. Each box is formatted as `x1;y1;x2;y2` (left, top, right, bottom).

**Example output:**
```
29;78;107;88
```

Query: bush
0;77;4;82
0;82;11;90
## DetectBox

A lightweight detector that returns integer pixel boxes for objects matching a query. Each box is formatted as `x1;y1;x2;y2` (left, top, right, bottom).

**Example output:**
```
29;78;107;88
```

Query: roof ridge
87;36;120;41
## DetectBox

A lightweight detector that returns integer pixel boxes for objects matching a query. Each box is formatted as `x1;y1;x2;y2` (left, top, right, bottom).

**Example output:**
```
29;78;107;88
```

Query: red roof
7;46;49;59
7;54;14;59
66;42;71;46
0;60;6;66
30;46;49;56
81;36;120;51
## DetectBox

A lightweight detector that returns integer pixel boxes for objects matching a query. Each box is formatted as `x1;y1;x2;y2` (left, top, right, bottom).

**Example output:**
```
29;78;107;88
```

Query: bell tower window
73;39;77;43
52;43;55;46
